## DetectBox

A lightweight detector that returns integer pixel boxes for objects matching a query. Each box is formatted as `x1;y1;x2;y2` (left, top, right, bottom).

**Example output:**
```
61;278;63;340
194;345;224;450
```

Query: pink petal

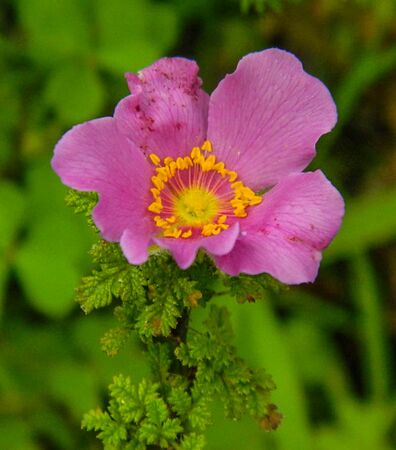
207;49;337;191
153;223;240;269
214;171;344;284
51;117;154;243
114;57;209;159
120;225;153;265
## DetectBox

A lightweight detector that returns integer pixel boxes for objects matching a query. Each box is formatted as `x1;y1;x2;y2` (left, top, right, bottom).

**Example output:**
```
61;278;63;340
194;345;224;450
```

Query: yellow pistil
146;140;262;238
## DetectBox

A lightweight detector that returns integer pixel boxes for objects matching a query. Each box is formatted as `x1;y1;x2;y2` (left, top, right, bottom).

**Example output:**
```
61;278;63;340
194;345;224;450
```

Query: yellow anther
155;167;169;181
176;157;186;170
219;223;229;230
154;216;170;228
181;229;193;238
166;216;176;224
149;153;161;165
250;196;262;206
201;140;213;152
214;162;227;177
169;161;177;176
227;171;238;182
234;208;248;218
150;188;160;198
212;226;221;235
184;156;193;167
218;215;227;224
202;155;216;171
231;181;244;190
190;147;201;160
241;186;255;198
164;156;174;165
151;176;164;190
163;228;182;238
231;198;243;208
201;223;218;236
148;201;163;214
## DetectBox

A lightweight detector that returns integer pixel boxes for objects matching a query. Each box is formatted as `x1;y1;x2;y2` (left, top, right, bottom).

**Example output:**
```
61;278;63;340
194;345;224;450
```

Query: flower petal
120;225;153;265
207;49;337;190
214;171;344;284
153;222;240;269
114;57;209;159
52;117;154;242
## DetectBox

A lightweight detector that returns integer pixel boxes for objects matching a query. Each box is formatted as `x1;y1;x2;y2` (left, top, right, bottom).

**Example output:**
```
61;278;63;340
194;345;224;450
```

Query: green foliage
223;272;286;303
68;189;278;447
240;0;303;14
176;306;275;421
13;161;94;319
3;0;396;449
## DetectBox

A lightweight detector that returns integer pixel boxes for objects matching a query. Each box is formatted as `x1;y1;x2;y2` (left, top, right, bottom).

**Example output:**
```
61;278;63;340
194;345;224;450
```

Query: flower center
147;140;262;239
175;187;218;226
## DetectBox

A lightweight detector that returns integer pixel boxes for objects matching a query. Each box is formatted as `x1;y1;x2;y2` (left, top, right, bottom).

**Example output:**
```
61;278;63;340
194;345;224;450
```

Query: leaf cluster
69;189;278;448
176;306;276;421
223;273;286;304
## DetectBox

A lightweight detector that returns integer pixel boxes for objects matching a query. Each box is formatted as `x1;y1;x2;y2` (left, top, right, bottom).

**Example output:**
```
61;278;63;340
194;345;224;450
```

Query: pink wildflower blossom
52;49;344;284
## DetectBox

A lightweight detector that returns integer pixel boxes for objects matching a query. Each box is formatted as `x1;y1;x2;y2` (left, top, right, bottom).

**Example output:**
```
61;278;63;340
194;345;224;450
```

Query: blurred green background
1;0;396;448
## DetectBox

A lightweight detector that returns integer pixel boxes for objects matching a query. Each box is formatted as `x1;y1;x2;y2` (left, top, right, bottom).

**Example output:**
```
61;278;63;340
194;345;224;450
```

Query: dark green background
1;0;396;448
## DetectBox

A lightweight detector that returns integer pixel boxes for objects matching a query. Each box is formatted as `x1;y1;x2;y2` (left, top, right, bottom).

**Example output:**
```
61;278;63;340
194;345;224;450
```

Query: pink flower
52;49;344;284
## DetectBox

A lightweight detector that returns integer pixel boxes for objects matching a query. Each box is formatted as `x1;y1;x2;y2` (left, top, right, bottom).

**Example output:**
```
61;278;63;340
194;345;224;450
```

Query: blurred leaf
0;258;8;319
227;297;313;450
324;188;396;262
48;362;99;419
315;400;394;450
45;63;105;125
0;182;25;319
0;419;38;450
17;0;91;64
0;70;21;168
95;0;178;73
0;182;26;253
285;318;337;384
15;236;81;318
30;410;75;450
14;159;93;318
351;253;390;402
316;45;396;165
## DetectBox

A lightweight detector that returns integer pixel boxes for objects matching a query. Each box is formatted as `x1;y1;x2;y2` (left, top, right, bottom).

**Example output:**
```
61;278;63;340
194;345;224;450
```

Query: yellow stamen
201;140;213;152
149;153;161;165
147;142;262;239
176;157;186;170
150;188;160;198
151;176;164;190
182;230;193;238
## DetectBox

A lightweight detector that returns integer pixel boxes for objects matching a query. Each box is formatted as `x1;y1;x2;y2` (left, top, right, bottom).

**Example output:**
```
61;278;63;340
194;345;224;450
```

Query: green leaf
0;181;25;253
177;432;206;450
45;63;105;125
15;239;81;318
14;159;93;318
17;0;91;64
0;258;8;320
351;253;390;402
48;362;99;419
231;299;312;450
324;188;396;262
0;418;38;450
95;0;178;73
